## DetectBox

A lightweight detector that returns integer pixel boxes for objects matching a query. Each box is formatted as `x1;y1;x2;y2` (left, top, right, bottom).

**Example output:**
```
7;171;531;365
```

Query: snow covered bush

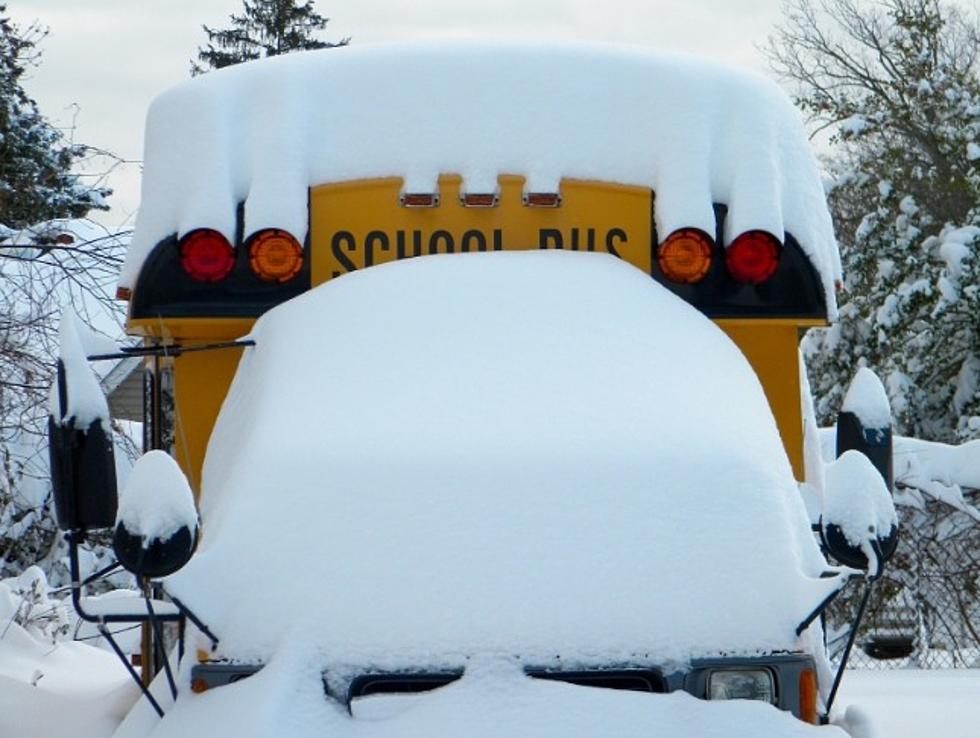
0;566;71;643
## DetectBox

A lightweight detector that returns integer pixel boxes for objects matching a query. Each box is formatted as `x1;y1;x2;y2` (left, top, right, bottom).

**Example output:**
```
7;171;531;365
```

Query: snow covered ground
836;669;980;738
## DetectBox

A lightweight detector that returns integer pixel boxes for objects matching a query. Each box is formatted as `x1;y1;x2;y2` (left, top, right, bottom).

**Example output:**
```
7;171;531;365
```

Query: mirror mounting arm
795;570;862;637
824;576;876;720
86;338;256;362
67;528;181;626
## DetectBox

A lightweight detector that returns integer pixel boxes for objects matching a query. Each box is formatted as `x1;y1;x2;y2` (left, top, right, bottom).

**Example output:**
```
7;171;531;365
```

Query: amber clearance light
248;229;303;283
726;231;781;284
179;229;235;283
657;229;713;284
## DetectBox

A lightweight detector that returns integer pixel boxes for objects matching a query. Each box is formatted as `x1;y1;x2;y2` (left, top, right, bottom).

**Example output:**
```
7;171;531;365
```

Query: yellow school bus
95;43;860;724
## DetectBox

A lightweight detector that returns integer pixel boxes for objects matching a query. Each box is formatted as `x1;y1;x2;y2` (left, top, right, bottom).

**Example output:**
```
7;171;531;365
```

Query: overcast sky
10;0;790;228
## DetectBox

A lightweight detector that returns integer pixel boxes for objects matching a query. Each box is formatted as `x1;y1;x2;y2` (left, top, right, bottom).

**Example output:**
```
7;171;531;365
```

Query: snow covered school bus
63;42;900;736
117;42;839;495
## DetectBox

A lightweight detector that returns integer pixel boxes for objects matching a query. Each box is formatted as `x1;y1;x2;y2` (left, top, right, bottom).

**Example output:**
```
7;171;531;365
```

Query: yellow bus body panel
310;175;652;285
129;176;825;493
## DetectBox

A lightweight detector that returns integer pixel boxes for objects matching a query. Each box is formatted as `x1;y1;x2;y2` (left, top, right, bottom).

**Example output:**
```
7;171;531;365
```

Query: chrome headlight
706;669;775;704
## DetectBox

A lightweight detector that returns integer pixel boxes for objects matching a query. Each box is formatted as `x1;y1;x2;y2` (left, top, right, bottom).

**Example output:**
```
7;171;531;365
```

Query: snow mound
116;450;198;543
168;250;833;668
842;367;891;429
0;570;136;738
120;41;840;311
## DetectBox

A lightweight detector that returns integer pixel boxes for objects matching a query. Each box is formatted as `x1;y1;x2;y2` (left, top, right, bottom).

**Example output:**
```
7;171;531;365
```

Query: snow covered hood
168;251;833;667
121;41;840;311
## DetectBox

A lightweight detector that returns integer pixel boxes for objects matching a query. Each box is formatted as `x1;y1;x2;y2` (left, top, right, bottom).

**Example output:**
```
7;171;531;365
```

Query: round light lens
179;230;235;283
657;229;713;284
248;229;303;283
726;231;781;284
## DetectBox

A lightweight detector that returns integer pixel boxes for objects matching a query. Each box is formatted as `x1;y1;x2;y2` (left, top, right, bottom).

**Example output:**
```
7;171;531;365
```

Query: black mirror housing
820;518;898;572
836;410;894;490
48;416;118;531
48;354;118;532
113;522;197;579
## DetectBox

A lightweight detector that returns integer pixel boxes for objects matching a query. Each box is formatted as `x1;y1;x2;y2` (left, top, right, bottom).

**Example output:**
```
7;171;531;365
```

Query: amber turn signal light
799;668;818;724
726;231;781;284
657;229;713;284
248;229;303;283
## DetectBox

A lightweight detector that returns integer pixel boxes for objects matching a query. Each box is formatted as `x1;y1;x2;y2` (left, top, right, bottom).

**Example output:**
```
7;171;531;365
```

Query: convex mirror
113;450;199;578
821;450;898;575
823;368;899;574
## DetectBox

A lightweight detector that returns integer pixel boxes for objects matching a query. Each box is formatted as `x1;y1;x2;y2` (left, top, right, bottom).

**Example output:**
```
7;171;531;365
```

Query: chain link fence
828;496;980;669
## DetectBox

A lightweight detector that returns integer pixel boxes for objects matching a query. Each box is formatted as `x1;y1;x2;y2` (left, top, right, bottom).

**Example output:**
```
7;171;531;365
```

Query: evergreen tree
0;8;109;227
191;0;349;76
0;6;121;582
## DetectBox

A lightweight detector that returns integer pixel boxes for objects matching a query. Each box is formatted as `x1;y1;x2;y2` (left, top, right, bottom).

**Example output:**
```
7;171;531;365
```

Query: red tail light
180;230;235;282
726;231;781;284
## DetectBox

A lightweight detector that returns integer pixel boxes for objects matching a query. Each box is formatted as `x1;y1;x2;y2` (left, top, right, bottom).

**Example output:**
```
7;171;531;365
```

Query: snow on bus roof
166;251;837;668
120;41;840;313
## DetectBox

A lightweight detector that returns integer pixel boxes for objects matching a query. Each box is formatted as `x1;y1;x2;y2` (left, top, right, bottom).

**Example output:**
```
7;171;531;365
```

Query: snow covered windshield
167;251;834;668
121;42;839;310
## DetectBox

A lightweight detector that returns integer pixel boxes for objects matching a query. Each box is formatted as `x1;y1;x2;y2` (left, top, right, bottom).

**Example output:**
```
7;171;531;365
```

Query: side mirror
821;451;898;575
836;367;893;490
48;317;118;531
114;450;199;578
823;368;899;574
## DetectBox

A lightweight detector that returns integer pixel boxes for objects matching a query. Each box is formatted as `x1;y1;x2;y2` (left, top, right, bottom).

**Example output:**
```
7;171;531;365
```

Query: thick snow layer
120;42;840;311
117;650;846;738
168;251;835;669
822;451;897;573
49;313;111;431
116;450;198;543
842;368;891;429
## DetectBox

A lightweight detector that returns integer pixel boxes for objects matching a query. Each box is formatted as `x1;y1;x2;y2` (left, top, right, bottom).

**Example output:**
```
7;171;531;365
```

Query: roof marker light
400;192;439;208
179;229;235;283
523;192;562;208
248;229;303;283
726;231;781;284
461;192;499;208
657;229;713;284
